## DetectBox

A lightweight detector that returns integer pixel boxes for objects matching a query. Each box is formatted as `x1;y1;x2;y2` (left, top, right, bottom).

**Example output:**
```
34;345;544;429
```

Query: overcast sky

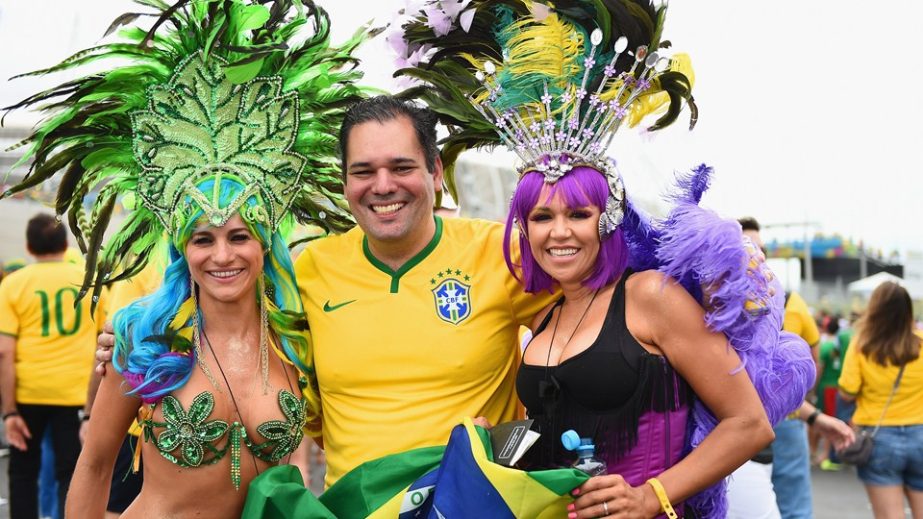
1;1;920;255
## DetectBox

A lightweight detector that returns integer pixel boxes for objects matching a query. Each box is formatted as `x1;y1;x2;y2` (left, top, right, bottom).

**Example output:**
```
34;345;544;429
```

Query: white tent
847;272;906;298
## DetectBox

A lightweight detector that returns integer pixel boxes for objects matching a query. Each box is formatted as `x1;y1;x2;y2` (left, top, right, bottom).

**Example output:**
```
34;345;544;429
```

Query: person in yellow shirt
838;281;923;518
0;214;106;519
1;258;26;282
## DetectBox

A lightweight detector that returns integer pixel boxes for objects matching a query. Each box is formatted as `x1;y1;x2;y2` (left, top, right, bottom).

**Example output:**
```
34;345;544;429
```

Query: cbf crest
430;269;472;325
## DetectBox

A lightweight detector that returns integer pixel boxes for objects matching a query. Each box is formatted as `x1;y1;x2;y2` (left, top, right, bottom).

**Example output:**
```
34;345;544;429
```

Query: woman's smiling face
185;214;264;305
525;184;602;287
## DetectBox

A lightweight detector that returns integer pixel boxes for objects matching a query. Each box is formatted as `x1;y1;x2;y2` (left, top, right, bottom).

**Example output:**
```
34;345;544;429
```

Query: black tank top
519;278;647;412
516;270;691;469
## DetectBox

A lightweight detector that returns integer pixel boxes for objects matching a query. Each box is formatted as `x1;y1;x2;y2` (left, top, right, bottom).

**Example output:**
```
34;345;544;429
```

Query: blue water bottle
561;430;607;476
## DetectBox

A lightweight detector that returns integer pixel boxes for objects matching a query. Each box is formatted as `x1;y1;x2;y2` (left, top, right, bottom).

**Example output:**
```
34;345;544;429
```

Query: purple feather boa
622;164;815;518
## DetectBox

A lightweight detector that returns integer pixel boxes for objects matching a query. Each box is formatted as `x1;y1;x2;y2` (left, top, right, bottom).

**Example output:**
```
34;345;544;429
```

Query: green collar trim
363;216;443;293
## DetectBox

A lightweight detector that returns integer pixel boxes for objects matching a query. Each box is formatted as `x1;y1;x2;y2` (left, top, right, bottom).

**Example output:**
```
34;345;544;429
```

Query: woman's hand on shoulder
569;474;659;519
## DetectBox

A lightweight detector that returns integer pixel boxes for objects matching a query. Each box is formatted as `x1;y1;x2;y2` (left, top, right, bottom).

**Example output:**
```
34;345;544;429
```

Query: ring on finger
602;500;609;516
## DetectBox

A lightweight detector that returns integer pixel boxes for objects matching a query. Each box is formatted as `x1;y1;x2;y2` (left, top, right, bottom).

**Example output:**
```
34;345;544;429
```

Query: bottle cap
561;430;581;451
576;437;596;453
576;442;596;454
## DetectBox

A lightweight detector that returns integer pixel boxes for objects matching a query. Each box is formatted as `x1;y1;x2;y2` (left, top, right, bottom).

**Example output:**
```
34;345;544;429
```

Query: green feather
79;192;117;309
4;0;371;302
67;205;88;253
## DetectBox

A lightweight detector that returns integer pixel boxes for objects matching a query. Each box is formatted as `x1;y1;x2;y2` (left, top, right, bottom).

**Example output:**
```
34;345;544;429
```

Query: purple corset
606;407;689;518
605;406;688;486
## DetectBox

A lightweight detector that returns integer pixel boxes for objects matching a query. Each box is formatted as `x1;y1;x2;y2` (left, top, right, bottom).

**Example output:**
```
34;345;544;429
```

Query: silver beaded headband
472;29;668;239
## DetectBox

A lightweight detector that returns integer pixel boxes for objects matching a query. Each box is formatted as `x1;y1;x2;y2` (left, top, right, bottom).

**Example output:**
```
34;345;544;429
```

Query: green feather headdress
390;0;696;202
3;0;370;307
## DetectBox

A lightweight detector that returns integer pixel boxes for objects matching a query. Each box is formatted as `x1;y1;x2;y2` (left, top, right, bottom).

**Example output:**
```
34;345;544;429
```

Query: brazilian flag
243;419;588;518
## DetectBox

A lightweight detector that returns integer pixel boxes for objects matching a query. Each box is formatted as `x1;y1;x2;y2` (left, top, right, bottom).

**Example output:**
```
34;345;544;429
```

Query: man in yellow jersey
0;214;107;519
727;217;853;519
295;96;552;486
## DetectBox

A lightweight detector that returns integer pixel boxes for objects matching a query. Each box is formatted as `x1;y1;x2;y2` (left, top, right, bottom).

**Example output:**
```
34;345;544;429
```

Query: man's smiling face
343;115;443;252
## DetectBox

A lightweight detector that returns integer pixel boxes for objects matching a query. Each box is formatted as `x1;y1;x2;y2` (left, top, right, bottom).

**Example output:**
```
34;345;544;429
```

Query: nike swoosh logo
323;299;356;312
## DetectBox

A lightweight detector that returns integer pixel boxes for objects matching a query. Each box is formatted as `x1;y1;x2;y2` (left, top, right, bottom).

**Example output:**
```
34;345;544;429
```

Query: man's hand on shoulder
95;321;115;376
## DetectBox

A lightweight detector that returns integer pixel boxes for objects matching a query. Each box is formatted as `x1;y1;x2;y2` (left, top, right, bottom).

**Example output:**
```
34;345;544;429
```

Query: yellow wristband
646;477;678;519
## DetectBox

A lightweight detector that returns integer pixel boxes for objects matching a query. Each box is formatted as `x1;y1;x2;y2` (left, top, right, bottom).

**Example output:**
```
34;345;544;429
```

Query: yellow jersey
783;291;820;346
838;330;923;426
295;217;552;485
0;261;107;405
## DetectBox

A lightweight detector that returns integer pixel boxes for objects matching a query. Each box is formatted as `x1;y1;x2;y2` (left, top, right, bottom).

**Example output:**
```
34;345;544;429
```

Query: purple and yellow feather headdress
390;0;696;236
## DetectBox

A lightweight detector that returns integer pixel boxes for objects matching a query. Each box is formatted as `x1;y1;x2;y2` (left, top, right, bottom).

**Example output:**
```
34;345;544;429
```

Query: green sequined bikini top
138;381;307;490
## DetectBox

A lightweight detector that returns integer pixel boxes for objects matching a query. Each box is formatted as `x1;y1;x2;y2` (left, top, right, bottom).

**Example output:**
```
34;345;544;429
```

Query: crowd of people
0;1;919;519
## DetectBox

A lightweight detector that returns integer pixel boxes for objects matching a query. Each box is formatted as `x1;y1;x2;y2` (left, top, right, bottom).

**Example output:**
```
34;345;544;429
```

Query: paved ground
0;449;898;518
811;464;877;518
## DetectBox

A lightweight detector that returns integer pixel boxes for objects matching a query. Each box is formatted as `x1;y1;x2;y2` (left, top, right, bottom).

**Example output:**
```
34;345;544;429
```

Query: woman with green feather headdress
3;0;369;516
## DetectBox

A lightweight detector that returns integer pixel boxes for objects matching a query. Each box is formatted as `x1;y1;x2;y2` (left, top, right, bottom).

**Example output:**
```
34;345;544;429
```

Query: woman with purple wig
392;1;815;516
505;165;773;518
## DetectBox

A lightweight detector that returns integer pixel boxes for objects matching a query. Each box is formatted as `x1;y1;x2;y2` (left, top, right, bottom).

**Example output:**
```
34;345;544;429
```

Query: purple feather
620;163;814;518
668;163;712;204
622;197;662;273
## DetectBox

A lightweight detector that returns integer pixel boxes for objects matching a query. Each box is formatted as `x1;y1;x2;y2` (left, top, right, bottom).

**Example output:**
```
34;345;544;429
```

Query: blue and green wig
112;176;322;436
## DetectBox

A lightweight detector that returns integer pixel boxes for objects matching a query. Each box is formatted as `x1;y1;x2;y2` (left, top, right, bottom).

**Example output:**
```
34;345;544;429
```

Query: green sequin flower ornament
251;390;307;462
154;392;229;467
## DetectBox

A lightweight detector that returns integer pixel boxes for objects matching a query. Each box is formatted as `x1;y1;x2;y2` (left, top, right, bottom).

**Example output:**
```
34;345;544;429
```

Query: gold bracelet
646;477;679;519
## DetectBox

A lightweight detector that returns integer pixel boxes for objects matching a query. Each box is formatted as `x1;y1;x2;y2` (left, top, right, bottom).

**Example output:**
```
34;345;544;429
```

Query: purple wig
503;166;628;293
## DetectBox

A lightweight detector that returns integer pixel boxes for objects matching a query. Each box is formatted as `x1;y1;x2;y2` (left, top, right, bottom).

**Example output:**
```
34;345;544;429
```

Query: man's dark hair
338;96;440;174
825;316;840;335
26;213;68;255
738;216;761;232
